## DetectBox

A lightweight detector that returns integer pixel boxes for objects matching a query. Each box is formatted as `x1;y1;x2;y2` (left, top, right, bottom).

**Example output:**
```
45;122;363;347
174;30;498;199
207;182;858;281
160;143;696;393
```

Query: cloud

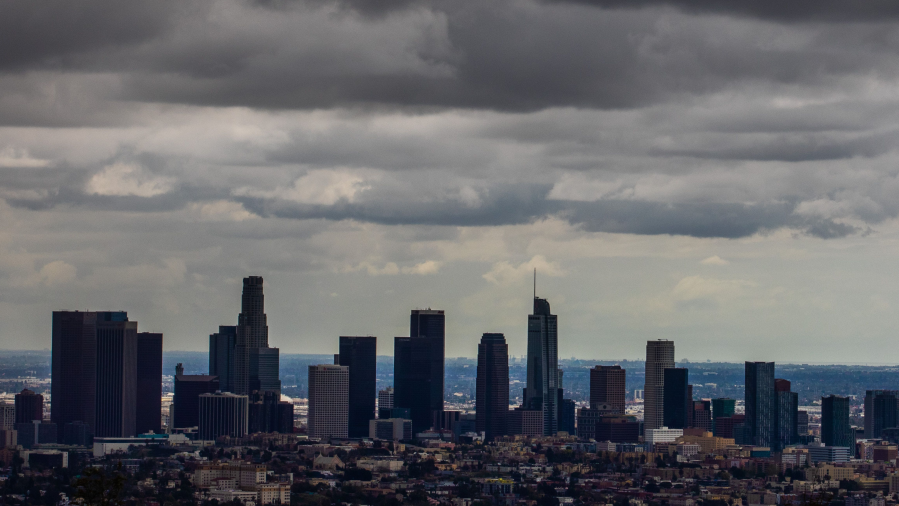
483;255;565;286
0;147;50;168
235;170;371;205
671;275;755;302
38;261;77;286
86;162;175;197
700;255;729;265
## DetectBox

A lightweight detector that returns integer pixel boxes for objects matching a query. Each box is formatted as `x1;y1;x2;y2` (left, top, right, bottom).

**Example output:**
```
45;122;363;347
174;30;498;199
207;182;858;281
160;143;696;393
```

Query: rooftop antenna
534;268;537;299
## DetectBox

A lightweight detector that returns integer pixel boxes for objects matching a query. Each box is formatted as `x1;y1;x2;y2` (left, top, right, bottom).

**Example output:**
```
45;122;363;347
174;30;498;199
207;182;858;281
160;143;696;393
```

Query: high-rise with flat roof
173;370;220;430
338;336;377;438
644;340;675;431
822;395;853;448
378;388;394;419
590;365;626;414
394;309;445;433
663;368;689;429
745;362;775;447
209;326;236;393
94;316;138;438
476;333;509;442
198;392;248;440
525;297;560;435
14;389;43;425
774;379;798;451
865;390;899;439
51;311;107;439
136;332;163;435
308;365;349;440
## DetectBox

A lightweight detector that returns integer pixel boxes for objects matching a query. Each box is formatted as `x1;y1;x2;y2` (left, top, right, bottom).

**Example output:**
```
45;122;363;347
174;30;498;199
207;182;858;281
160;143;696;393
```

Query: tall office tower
378;388;395;419
865;390;899;439
14;389;43;424
644;340;675;431
394;309;445;433
744;362;775;447
173;372;220;429
248;390;294;434
662;368;689;429
209;326;236;393
308;365;349;440
559;399;576;435
52;311;103;439
525;297;560;435
872;392;899;439
94;316;138;438
774;379;798;451
0;403;14;430
338;336;377;438
476;333;509;442
822;395;853;447
136;332;163;434
590;365;626;414
198;392;248;440
233;276;280;396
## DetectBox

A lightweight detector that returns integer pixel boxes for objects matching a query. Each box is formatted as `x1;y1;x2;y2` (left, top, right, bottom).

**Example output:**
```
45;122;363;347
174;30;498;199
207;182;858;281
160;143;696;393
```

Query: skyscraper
865;390;899;439
745;362;775;447
663;368;689;429
51;311;105;440
525;297;560;435
378;388;394;419
476;333;509;442
136;332;163;435
233;276;280;396
94;316;138;438
14;389;43;424
338;336;377;438
394;309;445;433
712;398;736;420
590;365;626;414
308;365;349;440
822;395;853;448
644;340;675;431
774;379;798;451
173;370;220;430
209;326;236;393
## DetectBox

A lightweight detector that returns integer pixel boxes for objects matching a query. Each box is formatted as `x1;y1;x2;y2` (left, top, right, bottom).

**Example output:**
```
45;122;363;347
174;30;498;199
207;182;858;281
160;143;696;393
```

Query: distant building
508;409;544;437
559;399;576;435
798;410;809;436
136;332;163;435
369;418;412;440
774;379;798;451
711;398;736;426
715;414;745;440
94;316;139;438
16;420;57;449
644;340;675;431
307;365;348;440
198;392;248;440
596;415;640;443
173;371;220;429
378;388;394;419
0;403;13;430
590;365;626;414
14;389;42;425
394;309;445;433
576;405;617;440
209;326;236;393
822;395;853;448
248;390;293;434
337;336;377;438
645;427;684;449
233;276;280;397
524;298;560;435
663;368;689;429
63;421;91;447
745;362;775;447
808;445;851;463
692;400;712;432
476;333;509;442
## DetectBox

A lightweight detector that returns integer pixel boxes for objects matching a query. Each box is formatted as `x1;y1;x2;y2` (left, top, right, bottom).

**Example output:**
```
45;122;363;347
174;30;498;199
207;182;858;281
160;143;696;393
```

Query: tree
72;467;126;506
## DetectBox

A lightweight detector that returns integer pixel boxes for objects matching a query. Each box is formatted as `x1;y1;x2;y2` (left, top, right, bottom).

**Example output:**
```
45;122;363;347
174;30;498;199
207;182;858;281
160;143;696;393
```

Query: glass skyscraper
476;333;509;442
745;361;775;447
525;297;560;435
394;309;445;433
338;336;377;438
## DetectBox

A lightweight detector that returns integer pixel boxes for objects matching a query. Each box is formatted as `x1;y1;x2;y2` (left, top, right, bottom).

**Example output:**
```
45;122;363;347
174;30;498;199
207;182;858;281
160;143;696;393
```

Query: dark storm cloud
547;0;899;23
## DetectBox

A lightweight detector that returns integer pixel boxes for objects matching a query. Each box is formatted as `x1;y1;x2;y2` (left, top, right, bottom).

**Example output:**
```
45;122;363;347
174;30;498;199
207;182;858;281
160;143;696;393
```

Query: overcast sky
3;0;899;362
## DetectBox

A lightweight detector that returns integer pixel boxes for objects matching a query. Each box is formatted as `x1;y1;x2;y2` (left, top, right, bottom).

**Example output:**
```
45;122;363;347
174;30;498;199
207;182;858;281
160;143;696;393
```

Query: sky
3;0;899;362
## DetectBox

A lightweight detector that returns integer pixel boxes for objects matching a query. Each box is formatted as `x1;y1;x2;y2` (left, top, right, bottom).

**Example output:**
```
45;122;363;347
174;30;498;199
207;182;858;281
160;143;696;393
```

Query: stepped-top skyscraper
394;309;445;433
644;340;675;431
524;293;560;436
231;276;280;396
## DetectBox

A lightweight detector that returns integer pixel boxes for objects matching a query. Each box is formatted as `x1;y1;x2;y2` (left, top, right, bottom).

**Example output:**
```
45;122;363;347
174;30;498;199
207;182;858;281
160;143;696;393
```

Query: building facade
590;365;626;414
233;277;280;397
524;297;560;435
209;326;236;393
822;395;853;448
394;309;445;433
774;379;798;451
337;336;377;438
173;372;220;429
136;332;163;434
14;389;43;425
198;392;248;440
94;317;138;438
663;368;689;429
308;365;349;440
378;388;394;419
745;361;775;447
476;333;509;442
644;340;675;431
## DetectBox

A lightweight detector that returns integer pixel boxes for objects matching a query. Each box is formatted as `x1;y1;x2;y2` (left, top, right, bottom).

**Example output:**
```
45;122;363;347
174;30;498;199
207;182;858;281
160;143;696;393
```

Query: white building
308;365;348;440
644;427;683;450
